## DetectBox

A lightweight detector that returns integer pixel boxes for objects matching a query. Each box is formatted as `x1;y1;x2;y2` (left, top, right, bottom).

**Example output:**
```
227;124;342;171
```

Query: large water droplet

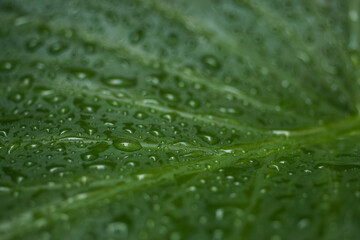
198;132;219;145
113;137;142;152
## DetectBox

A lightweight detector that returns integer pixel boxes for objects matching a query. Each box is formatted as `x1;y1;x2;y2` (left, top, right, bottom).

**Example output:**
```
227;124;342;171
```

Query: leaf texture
0;0;360;239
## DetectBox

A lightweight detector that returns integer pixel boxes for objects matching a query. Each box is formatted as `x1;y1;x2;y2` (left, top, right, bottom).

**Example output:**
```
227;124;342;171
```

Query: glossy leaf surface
0;0;360;239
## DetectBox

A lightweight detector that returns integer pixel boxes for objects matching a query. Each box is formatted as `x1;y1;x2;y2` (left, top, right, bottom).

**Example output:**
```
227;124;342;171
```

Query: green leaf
1;0;360;239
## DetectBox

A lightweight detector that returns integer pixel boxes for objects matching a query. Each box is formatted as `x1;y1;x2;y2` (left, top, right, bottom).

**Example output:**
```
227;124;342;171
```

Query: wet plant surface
0;0;360;239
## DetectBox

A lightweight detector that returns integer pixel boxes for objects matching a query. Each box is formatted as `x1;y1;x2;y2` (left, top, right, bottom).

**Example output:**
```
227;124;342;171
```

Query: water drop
113;137;142;152
25;38;43;51
24;161;37;168
149;127;164;137
129;29;144;44
68;68;95;80
81;152;99;161
74;98;100;113
86;162;115;170
77;121;97;135
19;75;34;88
24;142;42;150
201;55;221;70
34;86;54;96
2;167;27;183
58;107;70;115
160;90;179;102
186;99;200;108
101;76;137;88
161;113;178;122
0;61;16;72
8;93;24;103
198;132;219;145
134;111;148;120
147;73;166;86
48;41;69;55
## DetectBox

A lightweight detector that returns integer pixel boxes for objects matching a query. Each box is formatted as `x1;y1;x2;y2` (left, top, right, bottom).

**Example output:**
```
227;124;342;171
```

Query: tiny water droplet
81;152;99;161
201;55;221;70
160;90;179;102
0;61;16;72
24;142;42;150
8;93;24;103
34;86;54;96
68;68;95;80
25;38;43;51
19;75;34;88
58;107;70;115
129;29;144;44
149;127;164;137
134;111;148;120
161;113;178;122
186;99;200;109
101;76;137;88
48;41;68;55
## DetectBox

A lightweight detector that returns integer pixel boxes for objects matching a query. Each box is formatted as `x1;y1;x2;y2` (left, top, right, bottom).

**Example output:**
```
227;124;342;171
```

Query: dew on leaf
147;73;166;86
134;111;149;120
129;29;144;44
160;90;179;102
186;99;200;109
86;162;115;170
2;167;27;183
201;55;221;70
101;76;137;88
25;38;43;51
77;121;97;135
113;137;142;152
198;132;220;145
74;98;100;113
0;60;16;71
46;165;65;173
0;1;360;239
68;68;96;80
161;113;178;122
34;86;54;96
43;95;67;104
19;75;34;88
81;152;99;161
149;127;164;137
24;142;42;150
24;160;37;168
48;41;69;55
8;92;24;103
7;142;20;154
106;99;122;107
58;107;70;115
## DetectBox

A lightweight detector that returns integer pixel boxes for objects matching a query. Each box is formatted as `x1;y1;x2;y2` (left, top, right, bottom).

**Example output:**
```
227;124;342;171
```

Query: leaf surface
0;0;360;239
